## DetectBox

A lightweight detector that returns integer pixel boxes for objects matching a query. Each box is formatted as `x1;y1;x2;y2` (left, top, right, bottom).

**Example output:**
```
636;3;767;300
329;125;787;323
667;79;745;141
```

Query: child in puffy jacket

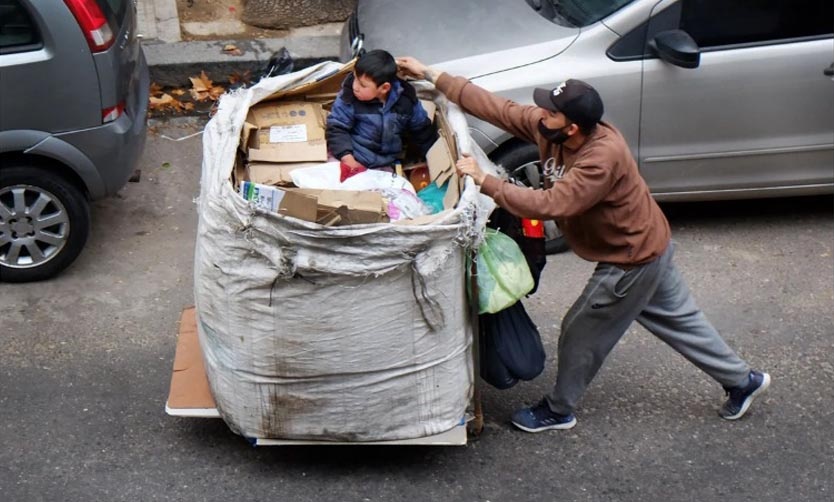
326;50;437;177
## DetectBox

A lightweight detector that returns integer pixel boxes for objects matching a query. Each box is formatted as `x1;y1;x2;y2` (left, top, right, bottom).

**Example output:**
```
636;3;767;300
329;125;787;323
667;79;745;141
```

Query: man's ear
379;82;392;94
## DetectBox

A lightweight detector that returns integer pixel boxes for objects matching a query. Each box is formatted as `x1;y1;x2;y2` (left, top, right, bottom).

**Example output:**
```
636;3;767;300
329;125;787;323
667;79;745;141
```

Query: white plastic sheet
194;61;499;441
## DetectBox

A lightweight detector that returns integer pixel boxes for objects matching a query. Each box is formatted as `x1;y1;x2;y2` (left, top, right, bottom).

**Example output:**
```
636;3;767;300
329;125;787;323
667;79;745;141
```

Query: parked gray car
0;0;149;282
342;0;834;252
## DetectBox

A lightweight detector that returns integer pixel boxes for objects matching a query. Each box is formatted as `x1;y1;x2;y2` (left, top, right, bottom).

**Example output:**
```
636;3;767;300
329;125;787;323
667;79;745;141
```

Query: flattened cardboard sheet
427;137;454;186
167;307;216;411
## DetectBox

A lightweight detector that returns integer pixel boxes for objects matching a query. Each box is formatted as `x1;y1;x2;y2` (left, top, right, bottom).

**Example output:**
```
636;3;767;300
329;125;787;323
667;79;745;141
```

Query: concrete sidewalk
137;0;342;87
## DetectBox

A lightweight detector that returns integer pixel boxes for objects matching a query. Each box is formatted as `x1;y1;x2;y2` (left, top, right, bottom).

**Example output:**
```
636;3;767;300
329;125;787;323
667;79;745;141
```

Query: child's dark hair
355;50;397;86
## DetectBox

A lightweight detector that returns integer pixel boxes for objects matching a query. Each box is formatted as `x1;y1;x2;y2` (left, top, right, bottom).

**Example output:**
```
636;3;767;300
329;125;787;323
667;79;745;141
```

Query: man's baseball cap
533;79;604;129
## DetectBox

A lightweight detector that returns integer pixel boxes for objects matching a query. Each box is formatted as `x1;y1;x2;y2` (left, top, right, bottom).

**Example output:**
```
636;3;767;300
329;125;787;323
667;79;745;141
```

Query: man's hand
396;56;441;84
340;153;363;169
456;154;487;186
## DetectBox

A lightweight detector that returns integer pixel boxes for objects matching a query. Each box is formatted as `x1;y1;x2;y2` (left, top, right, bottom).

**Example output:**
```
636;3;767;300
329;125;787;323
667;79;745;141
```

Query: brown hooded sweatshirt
435;73;670;266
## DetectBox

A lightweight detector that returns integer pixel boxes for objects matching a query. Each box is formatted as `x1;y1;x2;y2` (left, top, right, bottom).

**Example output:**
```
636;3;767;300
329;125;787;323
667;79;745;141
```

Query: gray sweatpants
545;242;750;415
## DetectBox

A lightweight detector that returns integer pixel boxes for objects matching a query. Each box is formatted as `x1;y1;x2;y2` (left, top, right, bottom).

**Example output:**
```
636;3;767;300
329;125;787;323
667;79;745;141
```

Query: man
396;56;770;433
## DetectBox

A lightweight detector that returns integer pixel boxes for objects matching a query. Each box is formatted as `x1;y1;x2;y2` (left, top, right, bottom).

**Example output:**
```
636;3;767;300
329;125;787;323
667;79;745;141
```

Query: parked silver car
0;0;149;282
342;0;834;251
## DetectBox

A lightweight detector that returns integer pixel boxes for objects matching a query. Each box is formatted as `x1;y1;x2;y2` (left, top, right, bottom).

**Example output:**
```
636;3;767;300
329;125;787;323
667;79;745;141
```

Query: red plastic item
521;218;545;238
339;162;367;182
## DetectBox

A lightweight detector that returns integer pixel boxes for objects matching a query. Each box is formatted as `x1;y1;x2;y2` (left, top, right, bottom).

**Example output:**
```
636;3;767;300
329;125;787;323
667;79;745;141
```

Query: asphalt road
2;119;832;502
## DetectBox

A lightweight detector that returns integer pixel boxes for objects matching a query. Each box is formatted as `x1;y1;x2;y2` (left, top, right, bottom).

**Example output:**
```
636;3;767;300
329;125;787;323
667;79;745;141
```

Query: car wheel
0;165;90;282
492;143;569;254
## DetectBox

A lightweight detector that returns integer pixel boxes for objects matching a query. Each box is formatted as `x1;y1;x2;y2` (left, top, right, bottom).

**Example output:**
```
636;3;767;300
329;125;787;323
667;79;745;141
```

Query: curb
143;35;341;87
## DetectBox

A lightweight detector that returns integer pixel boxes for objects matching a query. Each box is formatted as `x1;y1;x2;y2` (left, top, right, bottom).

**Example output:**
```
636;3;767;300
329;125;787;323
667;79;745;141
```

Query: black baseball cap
533;79;604;129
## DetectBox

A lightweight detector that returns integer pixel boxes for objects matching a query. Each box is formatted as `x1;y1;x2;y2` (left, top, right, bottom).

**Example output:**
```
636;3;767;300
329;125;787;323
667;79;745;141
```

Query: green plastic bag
468;228;535;314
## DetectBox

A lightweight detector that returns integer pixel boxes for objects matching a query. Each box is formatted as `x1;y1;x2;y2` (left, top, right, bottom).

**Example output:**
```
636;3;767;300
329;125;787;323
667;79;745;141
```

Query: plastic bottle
408;165;431;192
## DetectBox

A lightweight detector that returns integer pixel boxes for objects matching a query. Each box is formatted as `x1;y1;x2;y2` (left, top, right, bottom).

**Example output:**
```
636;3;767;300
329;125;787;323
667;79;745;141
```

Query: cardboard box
242;101;328;163
248;162;320;186
240;181;318;221
291;188;389;225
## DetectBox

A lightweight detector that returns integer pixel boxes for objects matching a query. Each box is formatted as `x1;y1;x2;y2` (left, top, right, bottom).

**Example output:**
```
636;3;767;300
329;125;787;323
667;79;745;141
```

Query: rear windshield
526;0;635;27
96;0;127;29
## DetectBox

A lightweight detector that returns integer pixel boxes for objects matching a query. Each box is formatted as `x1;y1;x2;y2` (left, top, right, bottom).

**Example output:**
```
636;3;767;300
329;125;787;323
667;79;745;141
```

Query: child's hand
340;154;363;169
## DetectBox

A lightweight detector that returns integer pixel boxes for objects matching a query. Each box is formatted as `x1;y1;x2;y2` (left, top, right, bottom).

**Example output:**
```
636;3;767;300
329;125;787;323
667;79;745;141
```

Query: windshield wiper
536;0;582;27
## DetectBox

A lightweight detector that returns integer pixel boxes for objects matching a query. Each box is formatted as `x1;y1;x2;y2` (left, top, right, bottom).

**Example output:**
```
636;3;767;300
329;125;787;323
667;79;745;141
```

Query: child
326;50;437;178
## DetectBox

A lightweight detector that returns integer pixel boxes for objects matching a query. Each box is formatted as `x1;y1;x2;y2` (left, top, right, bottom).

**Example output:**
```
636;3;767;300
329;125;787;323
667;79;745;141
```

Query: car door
637;0;834;199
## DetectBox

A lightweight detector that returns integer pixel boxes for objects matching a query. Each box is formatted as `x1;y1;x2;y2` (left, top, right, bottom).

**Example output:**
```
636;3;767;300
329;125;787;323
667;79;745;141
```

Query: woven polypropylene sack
193;62;500;441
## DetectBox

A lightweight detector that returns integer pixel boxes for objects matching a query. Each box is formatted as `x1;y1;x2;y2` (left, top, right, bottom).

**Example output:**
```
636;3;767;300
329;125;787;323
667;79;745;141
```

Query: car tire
0;165;90;282
491;143;569;254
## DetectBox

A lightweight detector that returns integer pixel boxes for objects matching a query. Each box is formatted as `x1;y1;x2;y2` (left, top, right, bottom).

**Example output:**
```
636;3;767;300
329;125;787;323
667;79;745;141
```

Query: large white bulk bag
194;62;496;441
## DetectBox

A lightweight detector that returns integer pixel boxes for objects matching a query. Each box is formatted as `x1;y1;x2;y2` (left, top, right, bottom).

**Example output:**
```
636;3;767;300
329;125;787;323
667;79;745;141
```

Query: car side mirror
649;30;700;69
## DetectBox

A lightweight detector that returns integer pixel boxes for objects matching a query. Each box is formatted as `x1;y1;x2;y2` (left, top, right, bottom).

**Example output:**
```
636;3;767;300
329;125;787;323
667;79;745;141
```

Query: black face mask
538;120;571;145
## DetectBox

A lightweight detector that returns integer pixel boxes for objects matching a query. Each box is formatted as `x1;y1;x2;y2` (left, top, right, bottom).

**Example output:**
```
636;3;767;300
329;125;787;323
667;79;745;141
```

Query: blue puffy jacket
326;73;437;169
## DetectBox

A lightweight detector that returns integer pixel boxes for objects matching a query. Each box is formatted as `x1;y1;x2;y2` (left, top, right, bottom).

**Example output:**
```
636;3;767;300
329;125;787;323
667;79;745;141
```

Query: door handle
825;63;834;77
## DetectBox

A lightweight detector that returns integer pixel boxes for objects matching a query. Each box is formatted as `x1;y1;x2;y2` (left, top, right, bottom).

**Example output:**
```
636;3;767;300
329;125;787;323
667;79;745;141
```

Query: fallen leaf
170;88;186;96
209;85;226;100
149;93;183;112
189;71;212;92
149;82;164;97
182;102;195;111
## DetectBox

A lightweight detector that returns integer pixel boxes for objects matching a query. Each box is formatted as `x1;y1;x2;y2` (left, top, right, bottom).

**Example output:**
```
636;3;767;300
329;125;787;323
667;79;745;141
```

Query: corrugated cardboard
427;137;454;186
291;188;389;225
240;181;318;221
248;162;320;186
264;60;356;101
244;101;328;162
167;307;216;411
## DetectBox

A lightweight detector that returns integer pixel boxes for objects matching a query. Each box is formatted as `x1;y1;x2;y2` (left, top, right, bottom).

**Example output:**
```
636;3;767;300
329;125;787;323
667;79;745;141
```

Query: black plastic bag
480;315;519;389
261;47;294;79
479;300;546;388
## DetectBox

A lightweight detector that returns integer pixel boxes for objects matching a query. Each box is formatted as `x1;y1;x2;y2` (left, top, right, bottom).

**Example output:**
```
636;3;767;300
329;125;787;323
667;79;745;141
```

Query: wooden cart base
166;307;471;446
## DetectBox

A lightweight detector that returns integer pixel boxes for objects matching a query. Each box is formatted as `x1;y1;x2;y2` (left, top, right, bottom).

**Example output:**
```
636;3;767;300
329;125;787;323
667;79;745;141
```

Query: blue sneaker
511;400;576;432
719;370;771;420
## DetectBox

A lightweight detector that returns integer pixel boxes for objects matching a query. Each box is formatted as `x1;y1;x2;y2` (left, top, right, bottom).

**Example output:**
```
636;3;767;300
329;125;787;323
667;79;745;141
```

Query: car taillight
102;102;124;123
521;218;545;238
64;0;115;52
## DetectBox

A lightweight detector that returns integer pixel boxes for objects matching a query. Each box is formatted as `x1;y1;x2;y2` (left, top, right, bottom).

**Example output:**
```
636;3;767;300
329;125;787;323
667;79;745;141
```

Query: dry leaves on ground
189;71;226;102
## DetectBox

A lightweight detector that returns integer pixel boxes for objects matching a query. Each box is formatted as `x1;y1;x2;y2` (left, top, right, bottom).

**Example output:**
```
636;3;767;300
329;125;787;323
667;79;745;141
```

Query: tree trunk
241;0;356;30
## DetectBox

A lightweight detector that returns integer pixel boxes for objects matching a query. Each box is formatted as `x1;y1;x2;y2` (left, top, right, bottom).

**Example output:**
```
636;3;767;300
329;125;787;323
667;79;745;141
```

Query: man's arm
397;57;541;145
456;154;615;220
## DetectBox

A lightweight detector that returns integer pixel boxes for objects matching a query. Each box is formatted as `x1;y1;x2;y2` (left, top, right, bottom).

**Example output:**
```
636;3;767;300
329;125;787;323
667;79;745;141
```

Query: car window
0;0;40;53
527;0;636;27
680;0;833;48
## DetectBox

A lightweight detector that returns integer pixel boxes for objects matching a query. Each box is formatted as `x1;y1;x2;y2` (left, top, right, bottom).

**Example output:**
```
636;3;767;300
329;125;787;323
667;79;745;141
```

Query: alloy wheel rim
0;184;70;269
